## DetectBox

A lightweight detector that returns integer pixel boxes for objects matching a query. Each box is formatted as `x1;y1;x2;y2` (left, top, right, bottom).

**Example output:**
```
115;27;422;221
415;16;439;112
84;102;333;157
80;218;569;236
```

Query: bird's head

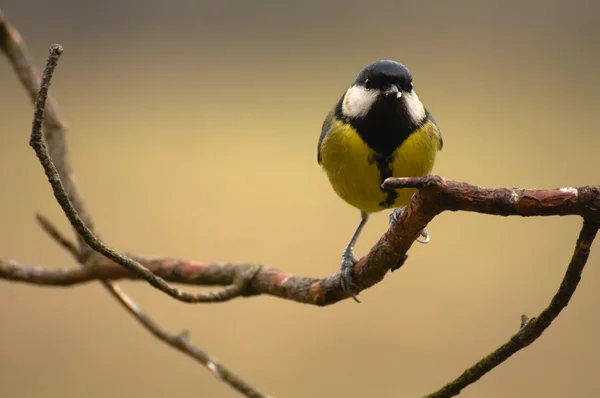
341;60;426;126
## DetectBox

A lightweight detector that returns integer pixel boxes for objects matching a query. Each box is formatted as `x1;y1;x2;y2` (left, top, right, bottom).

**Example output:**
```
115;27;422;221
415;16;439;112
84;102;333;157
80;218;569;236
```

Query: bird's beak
384;84;402;99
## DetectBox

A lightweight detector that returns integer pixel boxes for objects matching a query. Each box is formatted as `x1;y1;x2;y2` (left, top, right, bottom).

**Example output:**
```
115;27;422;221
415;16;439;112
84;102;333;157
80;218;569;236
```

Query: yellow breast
319;118;441;213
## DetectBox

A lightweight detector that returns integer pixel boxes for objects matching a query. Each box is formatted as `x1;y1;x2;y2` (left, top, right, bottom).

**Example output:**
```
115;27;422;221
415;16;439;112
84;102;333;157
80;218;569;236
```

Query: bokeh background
1;1;600;397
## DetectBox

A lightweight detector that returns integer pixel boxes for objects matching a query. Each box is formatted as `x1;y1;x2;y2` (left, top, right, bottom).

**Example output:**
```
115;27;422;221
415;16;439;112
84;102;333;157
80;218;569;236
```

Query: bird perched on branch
317;60;443;302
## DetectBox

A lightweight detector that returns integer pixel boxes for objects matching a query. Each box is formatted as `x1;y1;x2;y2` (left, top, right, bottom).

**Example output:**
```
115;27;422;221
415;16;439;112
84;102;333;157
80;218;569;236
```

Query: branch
33;216;268;398
423;220;598;398
35;213;79;257
0;9;93;254
102;284;268;398
0;251;266;289
4;183;597;398
3;7;600;398
1;9;268;398
21;13;600;309
29;52;260;303
382;175;600;218
2;180;600;307
27;69;600;304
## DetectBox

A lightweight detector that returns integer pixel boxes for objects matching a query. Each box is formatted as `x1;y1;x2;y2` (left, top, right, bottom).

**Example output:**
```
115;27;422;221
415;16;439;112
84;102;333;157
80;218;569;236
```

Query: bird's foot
340;247;361;303
417;228;430;244
389;207;430;244
388;207;405;226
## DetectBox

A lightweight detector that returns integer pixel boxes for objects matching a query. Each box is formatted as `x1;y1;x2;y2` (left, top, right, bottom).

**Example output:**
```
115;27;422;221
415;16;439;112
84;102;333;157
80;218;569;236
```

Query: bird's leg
340;211;369;303
389;207;430;244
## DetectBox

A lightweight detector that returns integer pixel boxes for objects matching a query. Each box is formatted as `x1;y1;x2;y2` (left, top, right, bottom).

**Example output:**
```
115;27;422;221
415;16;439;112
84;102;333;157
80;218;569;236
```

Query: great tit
317;60;443;301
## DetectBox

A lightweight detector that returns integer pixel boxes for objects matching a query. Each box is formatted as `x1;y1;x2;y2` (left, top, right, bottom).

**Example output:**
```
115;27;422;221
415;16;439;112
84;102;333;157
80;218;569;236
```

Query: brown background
1;1;600;397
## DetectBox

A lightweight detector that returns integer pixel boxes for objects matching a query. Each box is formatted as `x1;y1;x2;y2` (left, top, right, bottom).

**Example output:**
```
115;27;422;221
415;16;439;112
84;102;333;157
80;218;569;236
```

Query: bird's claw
389;207;431;244
340;247;361;303
388;207;404;225
417;227;430;244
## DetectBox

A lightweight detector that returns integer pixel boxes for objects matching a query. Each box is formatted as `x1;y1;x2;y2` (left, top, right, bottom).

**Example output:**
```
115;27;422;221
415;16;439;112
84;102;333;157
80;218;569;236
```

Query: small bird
317;60;443;301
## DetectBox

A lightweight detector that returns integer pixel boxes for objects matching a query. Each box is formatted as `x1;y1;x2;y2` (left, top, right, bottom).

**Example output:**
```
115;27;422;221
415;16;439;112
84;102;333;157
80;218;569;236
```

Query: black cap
354;60;413;92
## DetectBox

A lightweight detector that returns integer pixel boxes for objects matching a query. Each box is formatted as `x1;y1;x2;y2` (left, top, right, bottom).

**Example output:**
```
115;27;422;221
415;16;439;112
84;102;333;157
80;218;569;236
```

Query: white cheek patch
403;90;426;124
342;85;379;119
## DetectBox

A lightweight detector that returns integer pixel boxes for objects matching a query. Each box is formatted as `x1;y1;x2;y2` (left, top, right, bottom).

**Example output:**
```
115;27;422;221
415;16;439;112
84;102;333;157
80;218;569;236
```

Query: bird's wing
426;110;443;150
317;107;336;164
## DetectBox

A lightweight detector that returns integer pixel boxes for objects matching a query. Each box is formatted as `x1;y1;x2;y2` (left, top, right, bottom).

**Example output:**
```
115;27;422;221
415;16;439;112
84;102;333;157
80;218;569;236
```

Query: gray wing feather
317;108;336;164
426;111;443;150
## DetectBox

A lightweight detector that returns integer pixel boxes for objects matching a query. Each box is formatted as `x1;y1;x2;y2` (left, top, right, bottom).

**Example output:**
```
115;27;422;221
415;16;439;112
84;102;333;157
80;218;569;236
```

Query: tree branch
102;283;268;398
0;250;265;289
423;220;598;398
27;68;600;304
3;7;600;398
35;217;268;398
28;51;260;303
1;9;268;398
34;213;80;257
0;9;93;254
2;178;600;308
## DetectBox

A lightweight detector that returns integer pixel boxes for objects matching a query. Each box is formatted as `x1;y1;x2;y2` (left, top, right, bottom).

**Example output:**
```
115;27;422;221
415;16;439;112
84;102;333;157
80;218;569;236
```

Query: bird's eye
407;82;414;91
364;78;372;89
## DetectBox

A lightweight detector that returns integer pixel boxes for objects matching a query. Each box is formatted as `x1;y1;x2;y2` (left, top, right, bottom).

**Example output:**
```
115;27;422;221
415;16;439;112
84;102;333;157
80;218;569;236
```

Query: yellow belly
319;119;441;213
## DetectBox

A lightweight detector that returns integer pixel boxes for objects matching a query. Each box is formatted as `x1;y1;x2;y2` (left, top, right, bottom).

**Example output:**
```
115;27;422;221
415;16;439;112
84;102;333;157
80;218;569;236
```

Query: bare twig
1;9;268;398
2;7;600;398
0;9;94;254
29;46;259;303
104;283;268;398
36;217;269;398
35;213;79;257
424;220;598;398
3;186;596;398
382;175;600;219
0;250;264;289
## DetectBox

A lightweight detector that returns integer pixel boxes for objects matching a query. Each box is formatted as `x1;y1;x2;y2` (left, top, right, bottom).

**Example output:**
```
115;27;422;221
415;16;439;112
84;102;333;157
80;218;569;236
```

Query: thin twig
0;9;94;254
0;252;264;289
104;283;269;398
28;45;258;304
1;8;269;397
423;220;598;398
35;217;269;398
3;7;600;398
35;213;79;257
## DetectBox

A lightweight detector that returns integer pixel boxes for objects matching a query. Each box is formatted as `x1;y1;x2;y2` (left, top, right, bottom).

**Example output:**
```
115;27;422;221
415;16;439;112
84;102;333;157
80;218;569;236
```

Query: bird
317;60;443;302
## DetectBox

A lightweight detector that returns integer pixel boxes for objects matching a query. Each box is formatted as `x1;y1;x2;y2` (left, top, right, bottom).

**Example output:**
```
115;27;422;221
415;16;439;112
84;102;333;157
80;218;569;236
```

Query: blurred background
1;1;599;397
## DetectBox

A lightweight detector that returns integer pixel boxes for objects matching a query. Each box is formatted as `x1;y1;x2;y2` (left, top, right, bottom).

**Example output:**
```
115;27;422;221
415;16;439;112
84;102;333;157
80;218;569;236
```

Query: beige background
1;1;600;397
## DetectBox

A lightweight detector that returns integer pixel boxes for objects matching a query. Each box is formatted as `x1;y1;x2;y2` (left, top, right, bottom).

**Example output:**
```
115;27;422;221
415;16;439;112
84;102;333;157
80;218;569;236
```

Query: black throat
336;96;420;158
335;96;423;208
